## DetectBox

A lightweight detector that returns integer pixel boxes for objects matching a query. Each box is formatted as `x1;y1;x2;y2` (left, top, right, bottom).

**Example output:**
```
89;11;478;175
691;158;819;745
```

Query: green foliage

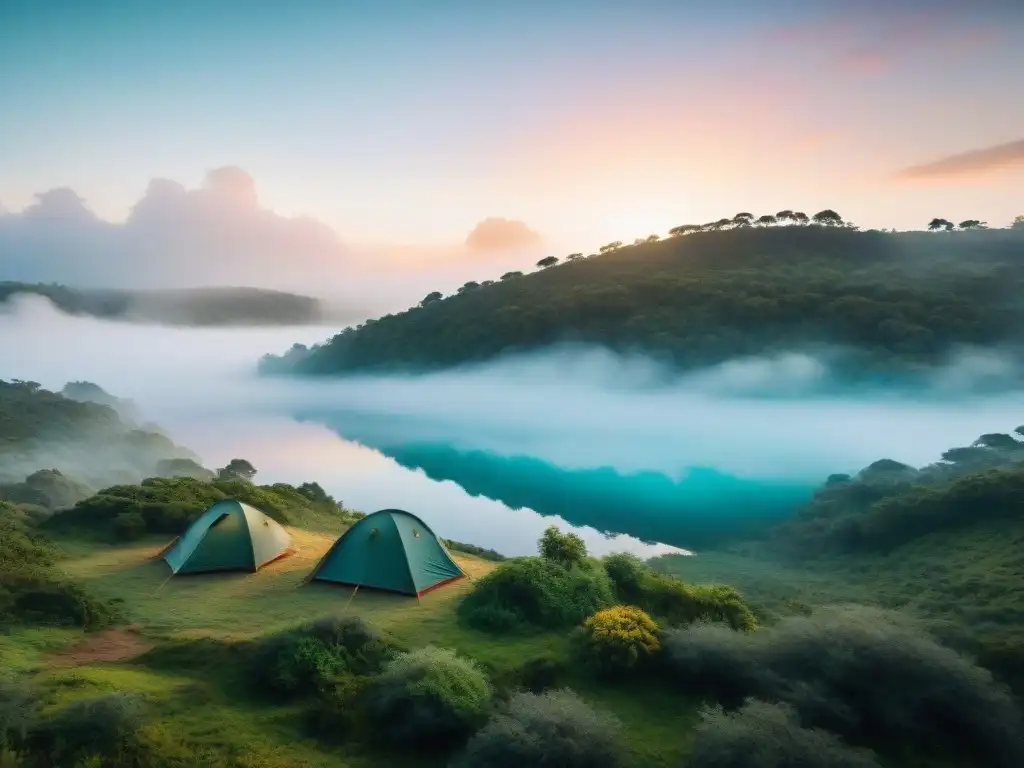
307;673;372;743
603;553;757;631
46;475;364;539
538;525;587;568
662;606;1024;766
689;699;882;768
452;689;626;768
778;427;1024;552
459;556;615;632
256;615;397;698
508;655;567;694
0;503;117;628
577;605;660;674
21;692;149;768
261;226;1024;378
366;646;492;750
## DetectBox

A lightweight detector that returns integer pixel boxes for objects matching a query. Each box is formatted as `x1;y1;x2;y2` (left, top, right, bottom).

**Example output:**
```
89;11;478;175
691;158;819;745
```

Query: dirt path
47;625;154;666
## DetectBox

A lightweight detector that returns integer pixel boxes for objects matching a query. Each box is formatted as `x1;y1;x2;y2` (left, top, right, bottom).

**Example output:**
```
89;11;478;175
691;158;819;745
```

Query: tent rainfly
161;499;293;575
308;508;464;597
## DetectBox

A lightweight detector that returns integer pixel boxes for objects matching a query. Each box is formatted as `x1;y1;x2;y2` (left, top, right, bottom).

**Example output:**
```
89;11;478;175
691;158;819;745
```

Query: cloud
464;217;543;253
0;167;351;291
893;138;1024;180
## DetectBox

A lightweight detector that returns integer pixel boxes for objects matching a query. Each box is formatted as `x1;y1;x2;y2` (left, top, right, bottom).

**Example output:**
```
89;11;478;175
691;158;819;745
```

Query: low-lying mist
3;294;1023;549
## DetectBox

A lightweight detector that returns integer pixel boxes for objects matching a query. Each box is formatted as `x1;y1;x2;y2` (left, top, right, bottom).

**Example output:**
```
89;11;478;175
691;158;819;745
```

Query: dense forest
0;282;325;326
262;216;1024;379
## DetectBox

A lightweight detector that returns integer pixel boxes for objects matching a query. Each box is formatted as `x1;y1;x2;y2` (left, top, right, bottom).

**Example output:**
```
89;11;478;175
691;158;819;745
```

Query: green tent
309;509;464;596
162;499;292;575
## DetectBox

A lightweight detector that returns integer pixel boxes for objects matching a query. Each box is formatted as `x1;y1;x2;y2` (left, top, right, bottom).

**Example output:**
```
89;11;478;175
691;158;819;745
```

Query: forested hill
261;221;1024;378
0;379;203;501
0;282;326;326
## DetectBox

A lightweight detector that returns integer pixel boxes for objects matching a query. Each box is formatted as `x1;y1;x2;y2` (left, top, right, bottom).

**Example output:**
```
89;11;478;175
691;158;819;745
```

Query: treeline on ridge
262;216;1024;378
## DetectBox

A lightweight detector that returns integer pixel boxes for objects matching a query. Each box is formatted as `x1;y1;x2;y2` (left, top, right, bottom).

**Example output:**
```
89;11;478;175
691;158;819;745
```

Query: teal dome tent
308;509;464;597
160;499;293;575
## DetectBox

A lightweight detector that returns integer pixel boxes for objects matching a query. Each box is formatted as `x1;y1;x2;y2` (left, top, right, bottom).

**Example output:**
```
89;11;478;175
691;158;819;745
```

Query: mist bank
5;297;1024;551
0;284;365;327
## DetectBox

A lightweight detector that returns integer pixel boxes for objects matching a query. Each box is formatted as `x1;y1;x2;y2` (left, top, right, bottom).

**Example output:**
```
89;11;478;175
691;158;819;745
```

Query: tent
308;508;464;597
161;499;293;575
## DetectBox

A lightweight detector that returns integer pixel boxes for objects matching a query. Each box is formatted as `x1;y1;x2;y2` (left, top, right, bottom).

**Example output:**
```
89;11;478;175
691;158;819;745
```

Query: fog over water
3;293;1022;555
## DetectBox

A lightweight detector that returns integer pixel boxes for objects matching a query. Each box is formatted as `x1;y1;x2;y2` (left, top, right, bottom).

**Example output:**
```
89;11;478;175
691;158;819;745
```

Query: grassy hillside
0;379;201;503
652;424;1024;695
261;223;1024;379
0;282;325;326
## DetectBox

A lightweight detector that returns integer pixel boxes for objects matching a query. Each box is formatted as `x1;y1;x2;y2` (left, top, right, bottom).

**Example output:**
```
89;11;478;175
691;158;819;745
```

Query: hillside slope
0;379;201;504
261;225;1024;379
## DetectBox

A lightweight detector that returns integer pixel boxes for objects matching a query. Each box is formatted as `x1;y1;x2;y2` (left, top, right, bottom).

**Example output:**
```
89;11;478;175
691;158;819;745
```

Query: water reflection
169;414;684;558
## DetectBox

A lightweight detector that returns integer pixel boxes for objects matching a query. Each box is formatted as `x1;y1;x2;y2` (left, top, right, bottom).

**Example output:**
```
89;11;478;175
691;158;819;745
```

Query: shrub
258;615;396;697
366;646;492;750
113;512;146;541
308;673;371;743
0;509;116;629
662;606;1024;767
538;526;587;568
452;689;626;768
603;552;757;631
577;605;660;674
459;557;614;632
513;656;567;693
0;682;38;753
23;692;148;767
689;699;882;768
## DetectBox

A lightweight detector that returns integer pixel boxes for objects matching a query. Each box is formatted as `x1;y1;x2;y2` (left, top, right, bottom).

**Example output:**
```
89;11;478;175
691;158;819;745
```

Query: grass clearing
5;530;698;766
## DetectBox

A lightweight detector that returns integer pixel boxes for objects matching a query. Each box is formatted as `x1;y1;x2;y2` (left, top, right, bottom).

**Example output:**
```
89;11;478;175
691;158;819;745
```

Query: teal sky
1;0;1023;258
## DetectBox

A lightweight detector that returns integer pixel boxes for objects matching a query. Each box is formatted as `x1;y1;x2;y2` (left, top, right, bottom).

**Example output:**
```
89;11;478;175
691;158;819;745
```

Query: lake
3;295;1023;557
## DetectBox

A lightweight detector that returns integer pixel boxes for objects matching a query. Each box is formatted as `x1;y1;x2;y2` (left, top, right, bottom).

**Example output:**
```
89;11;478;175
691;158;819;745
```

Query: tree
668;224;699;237
1012;215;1024;230
457;281;480;293
755;214;777;227
775;210;795;223
732;212;753;228
633;237;646;246
500;271;523;281
420;291;443;307
538;525;587;568
536;256;559;268
811;209;843;227
958;219;984;230
565;253;584;261
791;211;809;225
973;433;1022;451
599;241;623;253
645;234;660;243
217;458;257;482
928;218;954;231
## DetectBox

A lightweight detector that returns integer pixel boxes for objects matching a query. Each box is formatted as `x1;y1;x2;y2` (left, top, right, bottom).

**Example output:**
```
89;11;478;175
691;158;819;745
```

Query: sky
1;0;1023;281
